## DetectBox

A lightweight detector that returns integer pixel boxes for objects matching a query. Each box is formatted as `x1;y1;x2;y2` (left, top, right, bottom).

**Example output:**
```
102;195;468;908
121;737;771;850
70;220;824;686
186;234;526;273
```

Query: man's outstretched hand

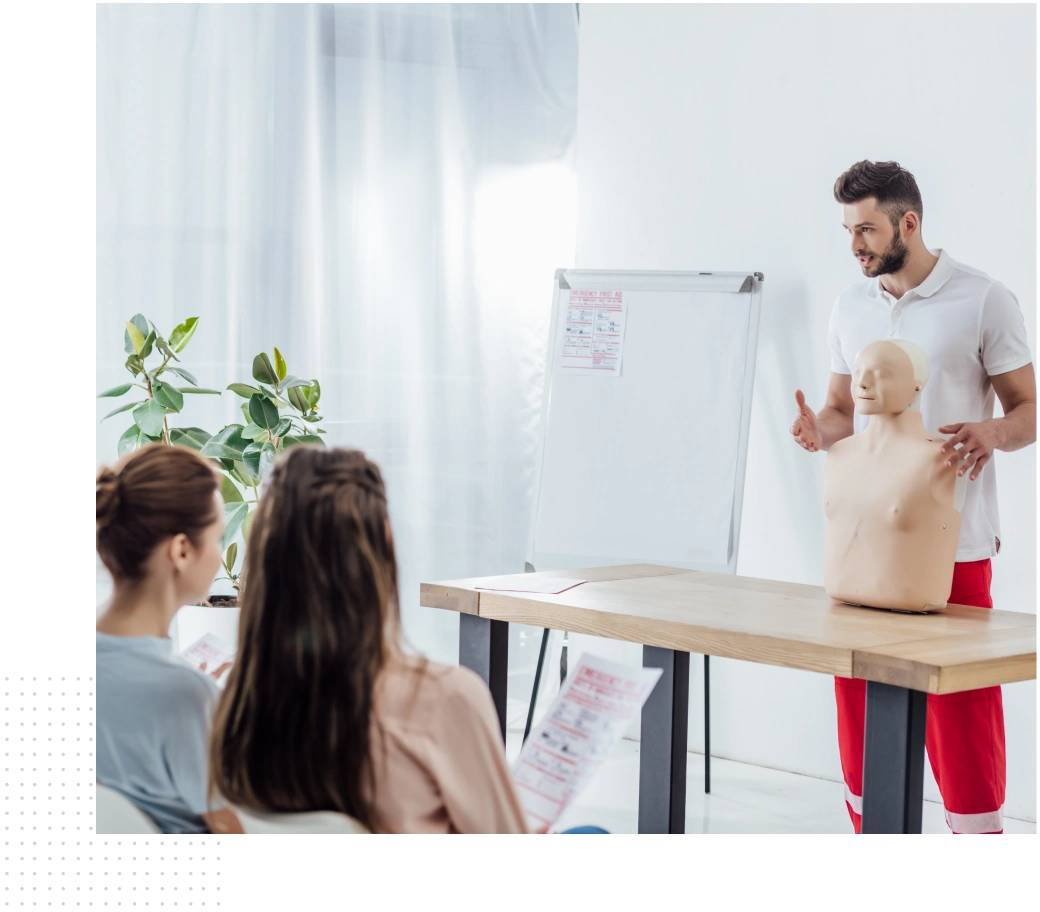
790;390;823;452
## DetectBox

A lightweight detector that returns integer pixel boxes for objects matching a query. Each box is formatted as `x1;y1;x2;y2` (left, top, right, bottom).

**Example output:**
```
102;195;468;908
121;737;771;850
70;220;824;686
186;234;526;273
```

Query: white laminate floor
505;733;1036;835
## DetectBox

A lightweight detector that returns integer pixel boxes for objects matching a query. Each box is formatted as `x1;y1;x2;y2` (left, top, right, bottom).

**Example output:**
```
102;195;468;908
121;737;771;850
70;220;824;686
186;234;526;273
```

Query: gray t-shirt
96;632;221;834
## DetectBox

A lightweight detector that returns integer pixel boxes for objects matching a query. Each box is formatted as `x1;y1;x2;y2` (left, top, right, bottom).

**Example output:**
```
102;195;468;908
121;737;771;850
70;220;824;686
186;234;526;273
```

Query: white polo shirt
827;248;1033;562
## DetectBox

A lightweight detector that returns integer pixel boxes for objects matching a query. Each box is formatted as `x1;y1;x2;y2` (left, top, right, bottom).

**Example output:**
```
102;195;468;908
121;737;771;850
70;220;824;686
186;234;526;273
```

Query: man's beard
863;227;910;276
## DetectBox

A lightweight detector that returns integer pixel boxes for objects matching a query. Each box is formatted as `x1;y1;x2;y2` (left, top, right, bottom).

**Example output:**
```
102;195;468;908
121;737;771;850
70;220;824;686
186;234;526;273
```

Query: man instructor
790;160;1036;834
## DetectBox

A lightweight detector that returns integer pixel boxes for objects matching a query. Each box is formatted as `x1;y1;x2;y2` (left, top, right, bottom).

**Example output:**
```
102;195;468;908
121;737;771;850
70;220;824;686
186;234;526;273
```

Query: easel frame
522;267;764;795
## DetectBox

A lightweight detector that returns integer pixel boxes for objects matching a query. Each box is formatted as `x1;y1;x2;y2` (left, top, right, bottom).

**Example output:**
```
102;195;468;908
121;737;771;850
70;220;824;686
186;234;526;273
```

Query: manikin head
852;339;929;416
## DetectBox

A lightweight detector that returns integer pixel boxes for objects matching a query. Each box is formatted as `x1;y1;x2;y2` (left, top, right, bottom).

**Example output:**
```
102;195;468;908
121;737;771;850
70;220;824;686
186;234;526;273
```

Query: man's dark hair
833;160;923;229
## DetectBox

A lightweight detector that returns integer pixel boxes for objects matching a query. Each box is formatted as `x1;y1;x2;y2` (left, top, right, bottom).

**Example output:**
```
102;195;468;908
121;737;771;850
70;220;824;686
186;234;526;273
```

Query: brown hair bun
96;444;220;581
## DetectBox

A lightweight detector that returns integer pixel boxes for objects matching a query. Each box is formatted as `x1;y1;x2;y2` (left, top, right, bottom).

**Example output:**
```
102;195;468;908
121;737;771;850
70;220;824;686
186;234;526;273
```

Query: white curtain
97;3;579;722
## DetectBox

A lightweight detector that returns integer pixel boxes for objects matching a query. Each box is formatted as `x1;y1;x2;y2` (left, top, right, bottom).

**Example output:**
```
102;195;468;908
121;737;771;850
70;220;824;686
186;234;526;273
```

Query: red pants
835;559;1006;834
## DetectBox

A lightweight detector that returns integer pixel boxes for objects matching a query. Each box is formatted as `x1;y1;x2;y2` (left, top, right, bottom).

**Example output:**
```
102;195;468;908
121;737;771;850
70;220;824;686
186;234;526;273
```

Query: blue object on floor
560;825;609;834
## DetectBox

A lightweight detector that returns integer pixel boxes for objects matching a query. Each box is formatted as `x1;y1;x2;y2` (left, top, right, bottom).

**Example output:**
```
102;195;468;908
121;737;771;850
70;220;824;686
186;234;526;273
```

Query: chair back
233;806;369;834
96;782;162;834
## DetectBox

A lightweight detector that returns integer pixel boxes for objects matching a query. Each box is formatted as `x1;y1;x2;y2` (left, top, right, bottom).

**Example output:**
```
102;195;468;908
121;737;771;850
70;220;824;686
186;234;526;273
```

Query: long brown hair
96;444;220;580
208;446;399;830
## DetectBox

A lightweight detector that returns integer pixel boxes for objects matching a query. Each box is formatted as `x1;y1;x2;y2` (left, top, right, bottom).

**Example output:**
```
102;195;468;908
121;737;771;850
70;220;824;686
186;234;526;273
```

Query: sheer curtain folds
97;3;579;704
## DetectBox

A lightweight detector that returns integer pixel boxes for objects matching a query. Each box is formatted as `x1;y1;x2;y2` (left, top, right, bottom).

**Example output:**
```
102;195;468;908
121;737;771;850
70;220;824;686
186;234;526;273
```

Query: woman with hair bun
96;444;241;834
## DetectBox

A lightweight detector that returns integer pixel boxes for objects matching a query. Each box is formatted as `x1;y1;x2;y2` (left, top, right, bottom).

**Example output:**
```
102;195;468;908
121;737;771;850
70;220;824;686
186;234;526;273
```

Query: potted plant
98;315;325;603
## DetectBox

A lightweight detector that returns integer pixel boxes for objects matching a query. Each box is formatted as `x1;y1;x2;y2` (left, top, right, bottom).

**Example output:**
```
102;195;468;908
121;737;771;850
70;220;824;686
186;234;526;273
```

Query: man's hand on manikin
937;421;1005;481
790;390;824;452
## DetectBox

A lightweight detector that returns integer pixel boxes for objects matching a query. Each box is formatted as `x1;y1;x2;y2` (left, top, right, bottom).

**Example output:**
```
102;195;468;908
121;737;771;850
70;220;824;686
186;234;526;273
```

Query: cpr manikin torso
824;340;967;612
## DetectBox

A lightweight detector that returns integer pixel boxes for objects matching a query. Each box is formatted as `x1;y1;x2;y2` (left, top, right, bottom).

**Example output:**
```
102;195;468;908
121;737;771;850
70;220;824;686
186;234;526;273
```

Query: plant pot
173;595;241;656
194;594;240;608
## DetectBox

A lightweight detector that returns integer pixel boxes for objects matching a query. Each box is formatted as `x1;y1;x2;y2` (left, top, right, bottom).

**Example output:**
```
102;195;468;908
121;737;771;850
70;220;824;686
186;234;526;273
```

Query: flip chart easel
523;268;764;792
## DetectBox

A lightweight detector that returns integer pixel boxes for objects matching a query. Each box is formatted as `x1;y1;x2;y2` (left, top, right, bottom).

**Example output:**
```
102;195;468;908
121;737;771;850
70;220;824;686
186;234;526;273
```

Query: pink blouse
368;653;528;834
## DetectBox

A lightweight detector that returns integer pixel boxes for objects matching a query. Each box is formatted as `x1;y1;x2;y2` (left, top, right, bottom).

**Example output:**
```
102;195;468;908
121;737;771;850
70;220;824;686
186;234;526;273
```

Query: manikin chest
824;441;941;532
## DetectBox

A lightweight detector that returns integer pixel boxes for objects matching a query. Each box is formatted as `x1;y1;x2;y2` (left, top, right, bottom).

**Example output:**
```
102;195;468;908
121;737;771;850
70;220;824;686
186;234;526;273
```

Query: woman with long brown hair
209;446;528;833
96;444;241;834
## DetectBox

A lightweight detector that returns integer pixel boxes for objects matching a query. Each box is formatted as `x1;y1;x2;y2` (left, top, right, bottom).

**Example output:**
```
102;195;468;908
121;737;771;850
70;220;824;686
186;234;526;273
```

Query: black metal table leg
458;613;509;741
861;680;928;833
638;646;690;833
704;654;711;794
523;627;551;743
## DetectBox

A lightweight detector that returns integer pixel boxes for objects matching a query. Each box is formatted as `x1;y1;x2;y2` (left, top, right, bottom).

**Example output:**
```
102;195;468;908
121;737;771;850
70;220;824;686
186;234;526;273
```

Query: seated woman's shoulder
164;658;220;706
384;654;489;709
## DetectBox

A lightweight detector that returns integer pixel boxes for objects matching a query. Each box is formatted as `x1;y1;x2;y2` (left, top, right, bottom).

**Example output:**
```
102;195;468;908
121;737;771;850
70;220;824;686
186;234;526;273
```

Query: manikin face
851;341;921;416
842;198;910;277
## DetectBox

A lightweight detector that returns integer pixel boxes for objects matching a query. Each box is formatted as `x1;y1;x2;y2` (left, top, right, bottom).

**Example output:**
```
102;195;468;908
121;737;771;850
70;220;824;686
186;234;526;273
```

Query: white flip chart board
527;269;763;574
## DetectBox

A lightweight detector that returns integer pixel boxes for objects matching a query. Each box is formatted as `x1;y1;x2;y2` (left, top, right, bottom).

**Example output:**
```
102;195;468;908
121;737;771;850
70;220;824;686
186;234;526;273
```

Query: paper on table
474;576;586;595
512;653;662;831
560;289;627;376
181;632;236;683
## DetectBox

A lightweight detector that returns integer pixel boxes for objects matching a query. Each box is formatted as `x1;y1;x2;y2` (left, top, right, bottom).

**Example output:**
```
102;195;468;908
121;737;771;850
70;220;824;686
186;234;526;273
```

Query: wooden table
420;564;1036;834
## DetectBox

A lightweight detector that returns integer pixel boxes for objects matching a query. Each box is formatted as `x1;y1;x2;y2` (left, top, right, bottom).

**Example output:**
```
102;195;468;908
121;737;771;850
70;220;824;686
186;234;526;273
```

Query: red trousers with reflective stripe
834;559;1006;834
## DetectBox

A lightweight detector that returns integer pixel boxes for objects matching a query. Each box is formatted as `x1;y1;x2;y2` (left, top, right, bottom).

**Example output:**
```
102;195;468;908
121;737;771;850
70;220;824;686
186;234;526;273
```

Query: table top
419;564;1036;694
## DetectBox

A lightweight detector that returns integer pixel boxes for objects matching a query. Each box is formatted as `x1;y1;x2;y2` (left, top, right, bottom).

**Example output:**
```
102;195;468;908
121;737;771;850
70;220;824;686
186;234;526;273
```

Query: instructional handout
512;653;662;830
474;576;586;595
181;632;236;683
560;289;627;375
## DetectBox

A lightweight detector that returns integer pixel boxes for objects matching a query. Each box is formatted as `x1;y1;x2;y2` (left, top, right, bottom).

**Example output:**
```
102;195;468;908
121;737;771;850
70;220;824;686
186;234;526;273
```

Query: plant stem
152;352;174;378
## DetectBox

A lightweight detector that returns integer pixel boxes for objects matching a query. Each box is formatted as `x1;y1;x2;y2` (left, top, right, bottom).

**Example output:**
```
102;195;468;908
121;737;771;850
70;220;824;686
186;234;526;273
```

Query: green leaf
98;383;133;398
252;352;279;387
123;314;149;354
220;474;244;504
125;321;146;355
169;317;199;353
242;423;269;441
220;502;249;552
155;335;180;363
302;414;323;423
241;508;256;543
283;433;325;449
231;461;257;487
239;402;251;425
101;400;144;422
281;377;314;390
248;393;279;430
167;366;198;386
287;385;311;413
273;347;287;381
179;387;222;395
199;425;248;460
139;329;156;360
224;542;238;574
125;355;145;377
242;441;278;479
132;399;167;437
152;381;184;412
305;379;321;408
273;418;292;438
169;427;212;451
227;383;260;399
257;384;290;407
117;423;160;456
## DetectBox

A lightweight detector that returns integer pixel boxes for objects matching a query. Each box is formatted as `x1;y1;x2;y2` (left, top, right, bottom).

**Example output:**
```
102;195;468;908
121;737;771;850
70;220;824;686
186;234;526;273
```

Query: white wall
573;2;1036;820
